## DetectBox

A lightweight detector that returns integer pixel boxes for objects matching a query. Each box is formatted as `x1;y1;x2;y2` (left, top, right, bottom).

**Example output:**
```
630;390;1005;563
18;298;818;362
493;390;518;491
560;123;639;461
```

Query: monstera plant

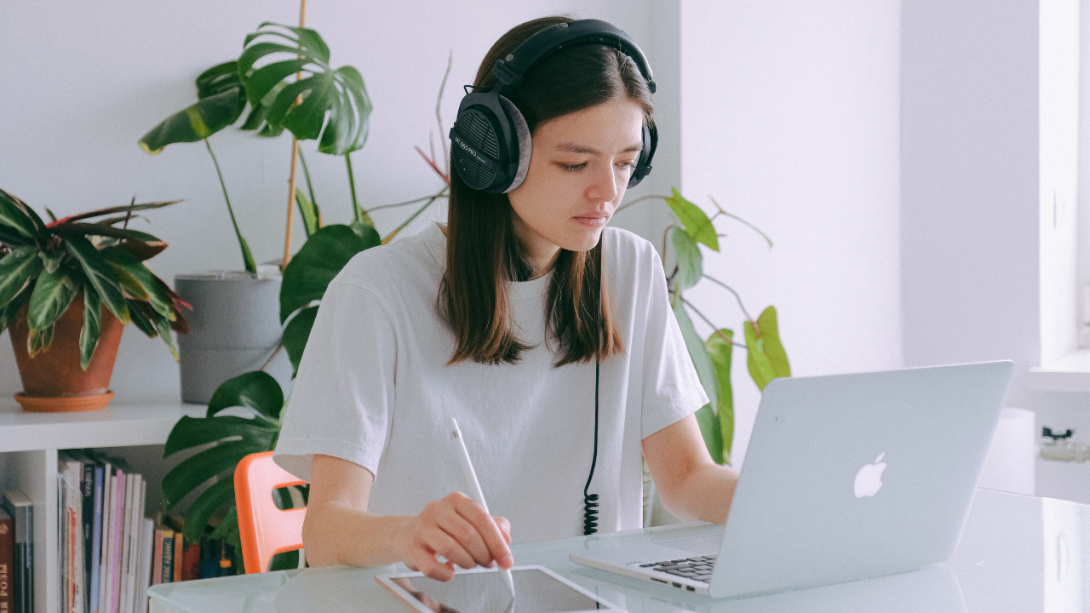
138;22;374;273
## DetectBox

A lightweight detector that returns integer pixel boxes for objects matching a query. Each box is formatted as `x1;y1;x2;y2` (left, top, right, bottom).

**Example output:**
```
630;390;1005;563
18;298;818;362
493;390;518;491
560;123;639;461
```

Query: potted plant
138;21;374;404
0;188;187;411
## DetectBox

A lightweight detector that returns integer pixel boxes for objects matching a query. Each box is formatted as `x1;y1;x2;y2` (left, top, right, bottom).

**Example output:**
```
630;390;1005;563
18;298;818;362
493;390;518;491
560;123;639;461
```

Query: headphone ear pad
627;122;656;188
499;96;532;193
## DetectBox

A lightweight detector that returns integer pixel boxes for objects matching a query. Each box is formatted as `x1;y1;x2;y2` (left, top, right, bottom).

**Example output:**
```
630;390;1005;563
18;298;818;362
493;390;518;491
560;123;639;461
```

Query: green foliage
745;306;790;390
650;188;790;465
0;188;185;366
240;23;372;155
162;223;381;552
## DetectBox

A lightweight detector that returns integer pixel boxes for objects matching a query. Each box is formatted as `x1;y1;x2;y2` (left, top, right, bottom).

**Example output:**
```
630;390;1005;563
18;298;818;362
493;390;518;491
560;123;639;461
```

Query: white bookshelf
0;398;204;613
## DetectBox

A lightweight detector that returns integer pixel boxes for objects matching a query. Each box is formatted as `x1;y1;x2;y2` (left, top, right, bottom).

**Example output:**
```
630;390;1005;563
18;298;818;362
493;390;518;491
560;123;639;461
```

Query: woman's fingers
449;493;513;568
403;493;515;580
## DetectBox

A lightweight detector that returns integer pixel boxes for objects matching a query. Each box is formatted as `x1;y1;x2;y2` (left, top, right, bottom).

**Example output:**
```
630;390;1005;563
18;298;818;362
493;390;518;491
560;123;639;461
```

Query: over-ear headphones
450;19;658;194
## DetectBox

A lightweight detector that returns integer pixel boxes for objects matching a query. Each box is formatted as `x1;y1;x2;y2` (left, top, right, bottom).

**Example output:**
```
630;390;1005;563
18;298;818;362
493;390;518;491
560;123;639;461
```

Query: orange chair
234;451;307;574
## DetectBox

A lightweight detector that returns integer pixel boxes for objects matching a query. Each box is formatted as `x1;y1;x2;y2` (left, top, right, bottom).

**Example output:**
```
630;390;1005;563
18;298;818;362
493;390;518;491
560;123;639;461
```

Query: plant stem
701;275;754;321
382;187;447;244
708;196;774;247
299;148;317;208
681;297;746;348
283;137;300;270
615;193;671;215
345;153;361;222
367;193;439;214
205;139;255;273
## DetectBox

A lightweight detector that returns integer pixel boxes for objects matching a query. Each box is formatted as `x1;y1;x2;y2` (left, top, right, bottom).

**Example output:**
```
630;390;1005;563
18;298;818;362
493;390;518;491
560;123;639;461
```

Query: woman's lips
575;215;608;228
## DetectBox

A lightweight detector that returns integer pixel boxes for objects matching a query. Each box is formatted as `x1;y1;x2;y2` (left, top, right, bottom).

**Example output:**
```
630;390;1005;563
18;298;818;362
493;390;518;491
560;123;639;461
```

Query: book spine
80;461;94;613
135;519;152;613
150;531;162;588
89;467;103;613
108;471;124;613
0;512;13;613
180;539;200;583
159;532;174;586
96;467;113;613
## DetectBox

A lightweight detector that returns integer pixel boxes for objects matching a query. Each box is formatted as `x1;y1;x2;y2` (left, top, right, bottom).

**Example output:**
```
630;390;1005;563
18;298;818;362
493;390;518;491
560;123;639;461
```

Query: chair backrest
234;451;307;574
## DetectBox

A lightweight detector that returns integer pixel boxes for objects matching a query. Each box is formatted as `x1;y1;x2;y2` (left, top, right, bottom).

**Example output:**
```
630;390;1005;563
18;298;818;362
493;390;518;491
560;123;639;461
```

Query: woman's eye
560;162;587;171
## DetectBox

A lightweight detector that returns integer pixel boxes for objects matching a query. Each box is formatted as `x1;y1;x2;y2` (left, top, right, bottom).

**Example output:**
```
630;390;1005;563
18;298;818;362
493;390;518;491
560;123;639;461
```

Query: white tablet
375;565;625;613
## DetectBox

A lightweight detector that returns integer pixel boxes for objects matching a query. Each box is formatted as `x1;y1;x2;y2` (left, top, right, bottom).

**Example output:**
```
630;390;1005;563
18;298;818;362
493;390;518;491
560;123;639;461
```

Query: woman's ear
499;96;532;193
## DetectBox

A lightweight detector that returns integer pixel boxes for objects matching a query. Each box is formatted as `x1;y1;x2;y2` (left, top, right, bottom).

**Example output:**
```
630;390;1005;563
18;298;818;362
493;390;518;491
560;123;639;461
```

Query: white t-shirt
274;223;706;543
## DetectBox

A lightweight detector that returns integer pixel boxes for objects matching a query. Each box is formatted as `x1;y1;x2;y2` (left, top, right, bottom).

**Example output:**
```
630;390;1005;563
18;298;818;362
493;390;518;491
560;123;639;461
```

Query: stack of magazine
57;450;154;613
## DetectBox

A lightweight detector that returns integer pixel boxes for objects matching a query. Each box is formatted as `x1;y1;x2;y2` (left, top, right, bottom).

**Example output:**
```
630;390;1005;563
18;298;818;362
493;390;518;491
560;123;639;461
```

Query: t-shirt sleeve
273;280;396;482
638;243;710;440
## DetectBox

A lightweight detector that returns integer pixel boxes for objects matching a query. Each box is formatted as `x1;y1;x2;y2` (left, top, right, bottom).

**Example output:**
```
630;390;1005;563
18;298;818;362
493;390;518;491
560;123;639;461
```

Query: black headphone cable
583;358;601;535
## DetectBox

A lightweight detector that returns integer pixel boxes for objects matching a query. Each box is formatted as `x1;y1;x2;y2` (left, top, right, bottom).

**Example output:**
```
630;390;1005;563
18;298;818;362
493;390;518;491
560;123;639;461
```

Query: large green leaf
665;189;718;251
63;235;130;325
744;306;790;391
0;189;46;241
240;23;372;155
672;228;703;292
282;305;318;378
207;371;285;422
27;267;78;332
164;415;278;458
100;247;176;320
694;404;723;466
161;440;268;511
705;329;734;464
0;246;44;310
138;88;247;154
279;224;379;322
79;284;101;370
673;302;717;414
0;284;31;335
181;477;235;544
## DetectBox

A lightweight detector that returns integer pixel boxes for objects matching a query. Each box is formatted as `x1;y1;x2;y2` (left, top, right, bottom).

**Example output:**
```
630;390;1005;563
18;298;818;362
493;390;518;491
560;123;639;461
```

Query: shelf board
0;397;205;452
1029;349;1090;392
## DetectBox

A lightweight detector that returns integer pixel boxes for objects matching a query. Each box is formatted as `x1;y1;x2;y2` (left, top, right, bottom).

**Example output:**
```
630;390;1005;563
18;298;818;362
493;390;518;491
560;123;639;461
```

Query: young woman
273;16;739;581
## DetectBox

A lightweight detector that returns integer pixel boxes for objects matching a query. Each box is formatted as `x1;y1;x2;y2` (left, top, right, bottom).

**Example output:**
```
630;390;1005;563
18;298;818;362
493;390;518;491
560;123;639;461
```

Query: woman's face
507;97;645;274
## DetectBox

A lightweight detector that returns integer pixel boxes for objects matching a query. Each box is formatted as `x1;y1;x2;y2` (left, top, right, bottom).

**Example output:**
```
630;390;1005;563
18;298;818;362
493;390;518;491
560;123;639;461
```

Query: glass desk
148;489;1088;612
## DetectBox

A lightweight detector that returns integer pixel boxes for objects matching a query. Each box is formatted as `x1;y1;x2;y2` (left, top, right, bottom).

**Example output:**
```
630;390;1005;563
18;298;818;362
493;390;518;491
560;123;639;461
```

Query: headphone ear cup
450;92;520;192
498;96;532;193
627;122;656;188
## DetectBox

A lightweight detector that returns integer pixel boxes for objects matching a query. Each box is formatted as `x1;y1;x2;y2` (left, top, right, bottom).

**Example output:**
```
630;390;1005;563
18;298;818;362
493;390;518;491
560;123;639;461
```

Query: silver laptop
571;361;1014;599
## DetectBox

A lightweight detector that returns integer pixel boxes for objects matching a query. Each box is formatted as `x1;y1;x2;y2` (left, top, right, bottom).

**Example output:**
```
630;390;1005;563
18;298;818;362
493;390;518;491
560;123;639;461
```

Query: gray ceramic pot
175;271;292;404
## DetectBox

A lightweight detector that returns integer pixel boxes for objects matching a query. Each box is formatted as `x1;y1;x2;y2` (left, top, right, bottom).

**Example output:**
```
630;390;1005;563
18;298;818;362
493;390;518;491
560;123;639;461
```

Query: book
0;506;13;613
134;519;152;613
121;476;144;613
69;451;98;613
96;461;113;613
106;468;124;613
59;453;85;613
89;462;104;613
150;529;163;587
159;531;174;586
180;538;200;582
2;490;34;613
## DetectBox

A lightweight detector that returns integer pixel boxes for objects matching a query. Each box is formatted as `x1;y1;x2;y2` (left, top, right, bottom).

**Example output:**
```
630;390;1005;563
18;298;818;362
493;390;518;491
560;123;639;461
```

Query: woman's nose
587;164;620;203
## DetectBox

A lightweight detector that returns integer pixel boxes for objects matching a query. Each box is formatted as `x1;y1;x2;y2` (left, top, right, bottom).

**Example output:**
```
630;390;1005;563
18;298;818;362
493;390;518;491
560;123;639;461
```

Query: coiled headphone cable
583;359;601;535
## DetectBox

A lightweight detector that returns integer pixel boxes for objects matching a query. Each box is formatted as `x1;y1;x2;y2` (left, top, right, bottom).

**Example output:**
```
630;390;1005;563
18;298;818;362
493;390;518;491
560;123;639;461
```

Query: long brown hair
442;16;655;366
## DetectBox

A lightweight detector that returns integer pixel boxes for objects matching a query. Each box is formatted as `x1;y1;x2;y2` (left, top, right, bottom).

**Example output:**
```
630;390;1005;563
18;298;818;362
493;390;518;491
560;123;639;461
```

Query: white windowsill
1029;349;1090;392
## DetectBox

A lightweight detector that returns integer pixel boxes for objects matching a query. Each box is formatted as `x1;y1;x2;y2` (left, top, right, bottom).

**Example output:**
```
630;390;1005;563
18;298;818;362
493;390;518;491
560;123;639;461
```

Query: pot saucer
15;391;115;413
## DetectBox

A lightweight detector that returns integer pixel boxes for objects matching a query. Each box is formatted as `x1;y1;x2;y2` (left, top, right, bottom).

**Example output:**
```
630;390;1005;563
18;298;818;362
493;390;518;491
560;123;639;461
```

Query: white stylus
450;417;516;600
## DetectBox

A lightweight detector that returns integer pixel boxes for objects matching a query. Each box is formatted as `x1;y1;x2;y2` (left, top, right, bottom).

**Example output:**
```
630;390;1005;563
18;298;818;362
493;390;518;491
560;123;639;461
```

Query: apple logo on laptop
854;453;887;498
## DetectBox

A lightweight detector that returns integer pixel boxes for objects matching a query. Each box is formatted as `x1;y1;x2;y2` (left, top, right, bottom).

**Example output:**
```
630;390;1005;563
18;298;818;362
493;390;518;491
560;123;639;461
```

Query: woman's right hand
396;491;513;581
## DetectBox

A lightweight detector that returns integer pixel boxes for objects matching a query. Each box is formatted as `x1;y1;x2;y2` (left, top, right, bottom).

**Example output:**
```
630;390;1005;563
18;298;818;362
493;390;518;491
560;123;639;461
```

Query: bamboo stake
282;0;308;270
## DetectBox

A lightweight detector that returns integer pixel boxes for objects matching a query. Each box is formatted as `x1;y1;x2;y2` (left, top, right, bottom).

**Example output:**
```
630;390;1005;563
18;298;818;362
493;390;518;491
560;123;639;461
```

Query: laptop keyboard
638;554;717;583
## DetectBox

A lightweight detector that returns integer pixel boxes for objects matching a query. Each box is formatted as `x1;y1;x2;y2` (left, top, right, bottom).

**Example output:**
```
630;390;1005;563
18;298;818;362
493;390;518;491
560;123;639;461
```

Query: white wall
0;0;664;400
679;0;903;466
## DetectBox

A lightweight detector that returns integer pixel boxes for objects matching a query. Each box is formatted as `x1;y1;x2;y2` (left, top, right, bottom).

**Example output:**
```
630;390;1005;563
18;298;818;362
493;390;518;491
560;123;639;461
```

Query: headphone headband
492;19;656;94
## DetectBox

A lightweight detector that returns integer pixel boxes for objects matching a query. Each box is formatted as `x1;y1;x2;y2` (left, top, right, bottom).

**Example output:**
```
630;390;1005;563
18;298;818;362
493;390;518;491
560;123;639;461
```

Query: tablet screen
384;568;602;613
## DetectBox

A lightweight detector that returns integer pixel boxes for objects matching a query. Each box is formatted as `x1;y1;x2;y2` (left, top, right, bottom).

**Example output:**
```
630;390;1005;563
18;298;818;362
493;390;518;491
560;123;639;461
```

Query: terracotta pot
9;294;123;412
